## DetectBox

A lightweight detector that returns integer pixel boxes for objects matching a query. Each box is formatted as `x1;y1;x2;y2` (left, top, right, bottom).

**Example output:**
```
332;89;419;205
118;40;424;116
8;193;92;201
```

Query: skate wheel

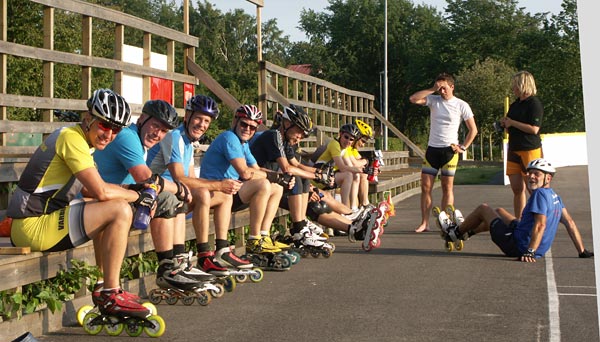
362;243;372;252
165;295;178;305
76;304;94;326
210;283;225;299
374;238;382;248
182;295;195;306
310;250;320;258
196;291;211;306
322;249;332;258
144;315;166;338
445;241;454;252
456;240;464;251
82;312;103;335
250;268;264;282
104;316;124;336
224;276;237;292
142;302;157;315
124;317;142;337
235;273;249;283
279;254;293;268
299;248;309;257
329;242;336;253
148;289;163;305
290;251;301;264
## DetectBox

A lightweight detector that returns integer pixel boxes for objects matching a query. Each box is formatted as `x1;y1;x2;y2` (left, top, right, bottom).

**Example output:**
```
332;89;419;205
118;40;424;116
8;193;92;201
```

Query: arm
333;155;363;174
500;117;540;135
560;207;593;257
280;156;319;179
168;161;241;194
231;157;266;180
77;167;138;203
520;213;547;263
129;164;178;195
409;85;436;105
461;117;478;151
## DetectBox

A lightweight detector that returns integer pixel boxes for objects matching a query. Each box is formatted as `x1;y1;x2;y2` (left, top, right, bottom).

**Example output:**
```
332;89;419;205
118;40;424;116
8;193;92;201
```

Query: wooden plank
31;0;199;47
369;107;425;159
0;247;30;255
0;120;76;134
186;56;241;111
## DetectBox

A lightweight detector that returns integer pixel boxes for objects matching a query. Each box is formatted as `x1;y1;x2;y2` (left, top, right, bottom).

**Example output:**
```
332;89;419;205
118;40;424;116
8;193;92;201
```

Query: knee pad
306;200;333;221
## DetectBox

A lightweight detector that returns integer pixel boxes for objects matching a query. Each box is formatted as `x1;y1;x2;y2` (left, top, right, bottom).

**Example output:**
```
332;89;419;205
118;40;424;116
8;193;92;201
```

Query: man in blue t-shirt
440;158;593;261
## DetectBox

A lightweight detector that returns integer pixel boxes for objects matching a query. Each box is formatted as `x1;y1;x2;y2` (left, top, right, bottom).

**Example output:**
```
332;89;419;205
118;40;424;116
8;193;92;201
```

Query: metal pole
384;0;389;151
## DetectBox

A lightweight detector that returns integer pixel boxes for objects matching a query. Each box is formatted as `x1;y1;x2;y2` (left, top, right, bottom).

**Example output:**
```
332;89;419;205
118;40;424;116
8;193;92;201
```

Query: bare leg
415;173;435;233
440;175;455;210
509;173;526;219
238;179;270;236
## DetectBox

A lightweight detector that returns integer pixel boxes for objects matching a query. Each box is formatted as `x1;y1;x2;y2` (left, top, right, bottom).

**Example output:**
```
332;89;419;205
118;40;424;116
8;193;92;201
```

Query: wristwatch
527;248;536;254
459;144;466;151
523;248;536;258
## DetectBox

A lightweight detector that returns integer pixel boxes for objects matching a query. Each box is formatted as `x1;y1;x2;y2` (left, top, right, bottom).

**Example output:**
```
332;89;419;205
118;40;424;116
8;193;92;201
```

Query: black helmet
282;104;314;136
340;123;360;138
142;99;179;129
86;88;131;127
185;95;219;119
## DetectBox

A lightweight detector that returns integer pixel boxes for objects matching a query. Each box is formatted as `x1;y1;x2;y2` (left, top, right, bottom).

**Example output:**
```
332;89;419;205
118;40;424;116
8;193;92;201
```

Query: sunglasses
97;120;123;134
239;121;258;131
342;134;355;141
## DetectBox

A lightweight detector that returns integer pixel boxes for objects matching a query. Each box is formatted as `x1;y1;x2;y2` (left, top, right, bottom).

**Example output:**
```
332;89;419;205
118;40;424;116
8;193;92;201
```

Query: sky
206;0;565;42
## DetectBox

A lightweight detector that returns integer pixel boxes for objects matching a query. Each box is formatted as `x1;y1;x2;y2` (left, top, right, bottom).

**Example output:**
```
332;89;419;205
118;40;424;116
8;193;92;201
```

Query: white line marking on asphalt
546;248;561;342
558;293;597;297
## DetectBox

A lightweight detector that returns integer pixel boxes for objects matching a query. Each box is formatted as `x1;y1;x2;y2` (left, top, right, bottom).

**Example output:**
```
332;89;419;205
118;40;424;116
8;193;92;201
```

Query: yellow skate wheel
432;206;441;216
82;312;103;335
210;282;225;298
250;268;264;282
104;316;124;336
223;275;236;292
322;249;332;258
445;204;456;222
144;315;166;338
124;317;143;337
142;302;157;315
445;241;455;252
76;304;94;326
235;273;249;283
196;291;211;306
455;240;464;251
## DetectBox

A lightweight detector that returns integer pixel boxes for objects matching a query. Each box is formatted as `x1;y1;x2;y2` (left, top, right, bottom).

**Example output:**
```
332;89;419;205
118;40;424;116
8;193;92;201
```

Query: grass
453;165;503;185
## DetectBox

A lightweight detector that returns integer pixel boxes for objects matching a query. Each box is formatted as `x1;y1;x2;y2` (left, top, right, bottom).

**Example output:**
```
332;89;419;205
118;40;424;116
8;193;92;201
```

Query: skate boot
433;206;465;252
245;237;292;271
197;251;231;276
361;206;384;252
342;207;364;221
148;257;220;306
77;281;159;327
292;226;334;258
82;289;166;337
214;247;264;285
262;235;302;265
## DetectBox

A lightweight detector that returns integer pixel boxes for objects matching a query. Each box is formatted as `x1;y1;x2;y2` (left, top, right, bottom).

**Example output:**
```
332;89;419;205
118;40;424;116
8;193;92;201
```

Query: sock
197;242;210;253
156;250;173;262
248;235;261;240
260;230;269;237
173;244;186;256
290;220;307;235
216;239;229;250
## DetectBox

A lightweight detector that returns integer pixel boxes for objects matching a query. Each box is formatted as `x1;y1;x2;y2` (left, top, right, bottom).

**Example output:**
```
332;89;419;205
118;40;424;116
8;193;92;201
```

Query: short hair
512;71;537;97
435;72;455;86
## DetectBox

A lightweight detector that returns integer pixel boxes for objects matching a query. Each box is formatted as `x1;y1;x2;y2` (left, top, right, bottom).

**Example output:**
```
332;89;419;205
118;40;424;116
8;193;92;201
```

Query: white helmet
527;158;556;175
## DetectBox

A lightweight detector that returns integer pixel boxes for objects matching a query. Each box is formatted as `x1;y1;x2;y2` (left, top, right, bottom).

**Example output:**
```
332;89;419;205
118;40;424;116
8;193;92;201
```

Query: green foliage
0;260;100;320
120;252;158;280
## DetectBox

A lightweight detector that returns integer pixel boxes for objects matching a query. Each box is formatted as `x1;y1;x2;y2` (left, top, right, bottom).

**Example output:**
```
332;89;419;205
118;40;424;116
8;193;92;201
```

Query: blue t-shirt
147;124;194;181
200;130;257;180
513;187;564;257
94;124;145;185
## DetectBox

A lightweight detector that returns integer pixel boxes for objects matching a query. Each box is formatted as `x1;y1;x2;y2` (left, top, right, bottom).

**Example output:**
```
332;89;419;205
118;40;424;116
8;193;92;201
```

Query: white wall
502;132;587;185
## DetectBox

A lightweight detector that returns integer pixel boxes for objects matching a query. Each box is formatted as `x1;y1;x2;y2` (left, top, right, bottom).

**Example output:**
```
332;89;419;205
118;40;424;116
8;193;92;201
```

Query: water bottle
132;185;158;230
368;159;380;182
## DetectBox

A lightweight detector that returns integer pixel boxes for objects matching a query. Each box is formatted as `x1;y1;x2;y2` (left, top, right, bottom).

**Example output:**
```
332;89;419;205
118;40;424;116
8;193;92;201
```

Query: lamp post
384;0;388;151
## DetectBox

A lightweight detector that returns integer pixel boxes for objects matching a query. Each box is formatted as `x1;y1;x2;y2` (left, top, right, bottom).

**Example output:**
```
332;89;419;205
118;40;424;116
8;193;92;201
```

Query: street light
384;0;388;151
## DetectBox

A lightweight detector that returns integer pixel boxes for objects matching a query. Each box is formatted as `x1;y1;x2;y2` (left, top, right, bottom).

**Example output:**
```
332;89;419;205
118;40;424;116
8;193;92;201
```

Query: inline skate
290;226;334;258
349;205;383;252
82;289;166;337
432;204;466;252
76;282;157;327
214;247;264;285
244;237;293;271
148;256;222;306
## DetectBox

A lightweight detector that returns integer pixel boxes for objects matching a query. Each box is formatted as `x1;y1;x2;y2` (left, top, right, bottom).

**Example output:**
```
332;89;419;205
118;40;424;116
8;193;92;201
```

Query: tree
455;58;516;160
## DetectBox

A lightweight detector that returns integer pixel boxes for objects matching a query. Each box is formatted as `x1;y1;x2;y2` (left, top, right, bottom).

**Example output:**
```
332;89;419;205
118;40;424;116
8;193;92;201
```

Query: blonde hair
511;71;537;98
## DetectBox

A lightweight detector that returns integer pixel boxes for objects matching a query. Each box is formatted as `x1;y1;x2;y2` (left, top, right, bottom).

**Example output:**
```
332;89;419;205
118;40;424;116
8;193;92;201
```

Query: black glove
133;188;157;211
314;170;331;185
174;180;190;202
128;174;164;193
579;249;594;258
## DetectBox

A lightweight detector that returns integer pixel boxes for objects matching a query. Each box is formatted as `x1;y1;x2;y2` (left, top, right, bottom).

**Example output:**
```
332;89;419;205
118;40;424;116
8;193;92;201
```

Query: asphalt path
38;165;597;342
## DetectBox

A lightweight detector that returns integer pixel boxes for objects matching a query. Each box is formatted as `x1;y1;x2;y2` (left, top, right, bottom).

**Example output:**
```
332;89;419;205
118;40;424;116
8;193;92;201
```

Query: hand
133;188;158;214
519;251;537;263
309;189;321;202
220;179;243;195
579;249;594;258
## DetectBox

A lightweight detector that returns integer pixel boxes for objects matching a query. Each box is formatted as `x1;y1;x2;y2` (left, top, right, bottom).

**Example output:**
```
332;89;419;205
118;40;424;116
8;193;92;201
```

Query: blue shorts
489;218;521;257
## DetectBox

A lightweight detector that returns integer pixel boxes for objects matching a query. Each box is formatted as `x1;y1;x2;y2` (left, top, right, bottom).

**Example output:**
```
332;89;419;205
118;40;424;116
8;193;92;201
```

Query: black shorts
489;218;521;257
232;193;250;212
